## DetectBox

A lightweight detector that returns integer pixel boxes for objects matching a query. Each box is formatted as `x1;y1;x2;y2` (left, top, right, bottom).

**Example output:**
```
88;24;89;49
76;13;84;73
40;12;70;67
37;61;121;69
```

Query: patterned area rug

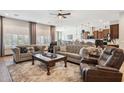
8;61;82;82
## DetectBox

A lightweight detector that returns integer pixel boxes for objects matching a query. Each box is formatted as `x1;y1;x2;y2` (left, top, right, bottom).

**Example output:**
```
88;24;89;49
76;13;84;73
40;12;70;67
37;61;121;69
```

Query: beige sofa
57;45;83;64
57;45;99;64
12;45;46;63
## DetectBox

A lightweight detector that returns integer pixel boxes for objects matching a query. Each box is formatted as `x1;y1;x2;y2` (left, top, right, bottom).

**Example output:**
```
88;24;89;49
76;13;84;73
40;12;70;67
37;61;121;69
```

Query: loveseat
12;45;46;63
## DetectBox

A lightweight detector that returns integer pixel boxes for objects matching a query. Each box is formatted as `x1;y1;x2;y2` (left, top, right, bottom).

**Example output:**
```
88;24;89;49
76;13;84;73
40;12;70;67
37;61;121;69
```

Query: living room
0;10;124;82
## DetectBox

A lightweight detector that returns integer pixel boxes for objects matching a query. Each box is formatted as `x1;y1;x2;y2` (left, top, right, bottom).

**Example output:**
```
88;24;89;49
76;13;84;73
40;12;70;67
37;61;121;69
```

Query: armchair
80;46;124;82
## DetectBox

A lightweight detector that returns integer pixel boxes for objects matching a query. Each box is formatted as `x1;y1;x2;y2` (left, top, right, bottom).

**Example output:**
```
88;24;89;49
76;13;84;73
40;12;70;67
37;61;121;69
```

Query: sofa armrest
81;58;98;65
12;48;20;62
83;68;122;82
96;65;119;72
12;48;20;55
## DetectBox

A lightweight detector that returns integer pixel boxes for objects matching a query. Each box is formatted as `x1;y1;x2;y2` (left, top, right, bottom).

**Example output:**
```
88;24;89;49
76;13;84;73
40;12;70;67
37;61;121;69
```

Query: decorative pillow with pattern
19;47;28;53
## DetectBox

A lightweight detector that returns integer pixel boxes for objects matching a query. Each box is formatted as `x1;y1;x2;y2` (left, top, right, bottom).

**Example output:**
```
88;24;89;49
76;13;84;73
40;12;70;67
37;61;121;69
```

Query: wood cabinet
103;29;110;38
93;24;119;40
93;31;98;39
83;32;89;39
110;24;119;39
93;29;110;39
93;31;103;39
98;31;103;39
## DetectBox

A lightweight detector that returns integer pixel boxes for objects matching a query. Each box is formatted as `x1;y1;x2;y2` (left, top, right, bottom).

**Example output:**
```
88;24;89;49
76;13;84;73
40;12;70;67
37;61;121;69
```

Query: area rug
8;61;82;82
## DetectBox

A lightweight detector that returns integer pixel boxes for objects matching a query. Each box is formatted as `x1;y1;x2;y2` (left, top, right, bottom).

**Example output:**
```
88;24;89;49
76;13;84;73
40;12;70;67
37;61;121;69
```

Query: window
36;24;51;45
3;18;30;55
67;34;73;40
55;31;62;45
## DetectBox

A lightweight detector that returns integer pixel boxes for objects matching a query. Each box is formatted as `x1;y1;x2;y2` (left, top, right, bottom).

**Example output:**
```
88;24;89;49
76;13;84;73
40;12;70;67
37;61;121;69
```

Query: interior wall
56;24;98;42
119;12;124;49
56;26;83;41
0;16;2;56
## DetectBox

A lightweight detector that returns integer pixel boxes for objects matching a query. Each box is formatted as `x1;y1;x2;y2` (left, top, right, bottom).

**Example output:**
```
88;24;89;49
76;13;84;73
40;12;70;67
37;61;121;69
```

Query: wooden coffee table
32;53;67;75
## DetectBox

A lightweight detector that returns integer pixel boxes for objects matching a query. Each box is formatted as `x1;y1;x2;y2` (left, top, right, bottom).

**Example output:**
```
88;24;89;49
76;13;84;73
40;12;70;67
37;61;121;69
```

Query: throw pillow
27;47;34;53
79;47;89;59
19;47;28;53
34;46;40;51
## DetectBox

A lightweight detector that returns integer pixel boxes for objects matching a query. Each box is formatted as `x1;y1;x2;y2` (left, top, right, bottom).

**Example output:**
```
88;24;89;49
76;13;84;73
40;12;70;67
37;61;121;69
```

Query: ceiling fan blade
58;10;62;13
62;15;66;18
62;13;71;15
49;13;57;15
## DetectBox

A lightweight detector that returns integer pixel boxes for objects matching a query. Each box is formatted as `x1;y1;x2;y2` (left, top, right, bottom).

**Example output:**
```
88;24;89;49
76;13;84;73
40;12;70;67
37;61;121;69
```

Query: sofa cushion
104;47;115;55
27;47;34;53
66;45;82;54
98;47;117;66
60;46;67;52
104;48;124;68
96;65;118;72
57;51;67;55
67;52;81;59
20;53;32;58
67;57;81;64
80;62;95;69
66;45;73;53
98;59;106;66
87;46;96;53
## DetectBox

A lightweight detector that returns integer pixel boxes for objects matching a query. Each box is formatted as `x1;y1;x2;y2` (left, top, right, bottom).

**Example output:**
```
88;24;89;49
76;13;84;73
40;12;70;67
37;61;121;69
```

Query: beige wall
119;12;124;49
0;17;2;56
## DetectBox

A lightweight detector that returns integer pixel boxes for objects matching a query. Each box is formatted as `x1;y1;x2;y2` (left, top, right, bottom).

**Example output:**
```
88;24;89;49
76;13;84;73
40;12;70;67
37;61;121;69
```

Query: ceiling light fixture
50;10;71;19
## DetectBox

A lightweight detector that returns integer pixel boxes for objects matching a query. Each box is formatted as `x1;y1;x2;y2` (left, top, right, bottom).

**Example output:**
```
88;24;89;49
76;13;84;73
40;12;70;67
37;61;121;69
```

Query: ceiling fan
50;10;71;19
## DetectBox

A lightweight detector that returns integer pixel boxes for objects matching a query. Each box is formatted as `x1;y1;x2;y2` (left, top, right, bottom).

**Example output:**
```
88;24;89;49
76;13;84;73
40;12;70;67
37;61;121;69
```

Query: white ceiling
0;10;123;28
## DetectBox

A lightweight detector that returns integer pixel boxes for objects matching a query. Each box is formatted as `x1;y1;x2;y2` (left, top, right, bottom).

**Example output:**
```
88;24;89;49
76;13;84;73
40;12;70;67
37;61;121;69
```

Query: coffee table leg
64;57;67;67
32;56;34;65
47;64;50;75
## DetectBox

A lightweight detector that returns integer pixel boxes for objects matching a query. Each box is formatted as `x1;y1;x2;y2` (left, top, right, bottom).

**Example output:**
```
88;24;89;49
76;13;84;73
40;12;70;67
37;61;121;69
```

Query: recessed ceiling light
48;21;51;23
99;19;103;23
14;14;19;16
